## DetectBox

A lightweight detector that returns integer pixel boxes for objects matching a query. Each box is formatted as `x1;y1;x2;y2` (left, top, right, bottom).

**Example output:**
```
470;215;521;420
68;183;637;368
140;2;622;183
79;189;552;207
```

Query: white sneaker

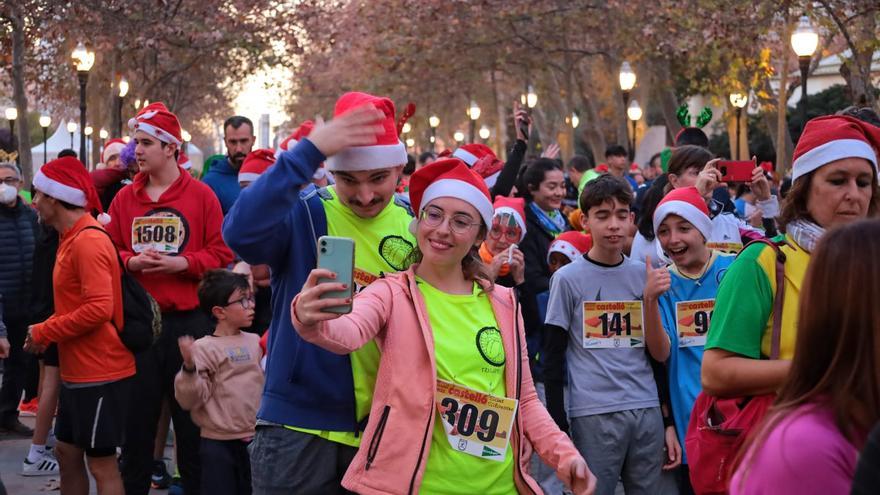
22;452;59;476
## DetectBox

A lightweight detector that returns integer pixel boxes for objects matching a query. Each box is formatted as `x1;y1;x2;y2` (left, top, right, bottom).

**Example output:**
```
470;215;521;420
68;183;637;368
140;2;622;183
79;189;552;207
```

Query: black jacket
0;197;38;324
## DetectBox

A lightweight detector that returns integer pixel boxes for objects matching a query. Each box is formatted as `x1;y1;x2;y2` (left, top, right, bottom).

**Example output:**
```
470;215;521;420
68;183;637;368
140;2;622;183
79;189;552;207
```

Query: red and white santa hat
238;149;276;183
325;92;407;171
653;187;712;239
177;152;192;170
279;120;315;152
453;143;495;167
547;231;592;263
128;102;182;146
34;156;111;225
792;115;880;182
492;196;527;242
102;138;127;164
408;158;494;231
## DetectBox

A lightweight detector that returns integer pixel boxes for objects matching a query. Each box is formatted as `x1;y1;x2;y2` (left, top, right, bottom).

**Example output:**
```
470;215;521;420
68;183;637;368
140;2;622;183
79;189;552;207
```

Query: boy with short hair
175;269;264;495
544;174;664;495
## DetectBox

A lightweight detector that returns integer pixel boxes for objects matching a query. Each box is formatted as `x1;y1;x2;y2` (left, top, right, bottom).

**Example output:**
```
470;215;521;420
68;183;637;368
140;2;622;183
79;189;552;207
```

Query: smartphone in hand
316;236;355;314
718;160;755;183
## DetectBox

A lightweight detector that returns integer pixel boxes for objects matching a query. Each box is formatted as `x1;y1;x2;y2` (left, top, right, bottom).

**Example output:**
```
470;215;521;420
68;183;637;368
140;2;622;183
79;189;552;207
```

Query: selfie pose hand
293;268;349;326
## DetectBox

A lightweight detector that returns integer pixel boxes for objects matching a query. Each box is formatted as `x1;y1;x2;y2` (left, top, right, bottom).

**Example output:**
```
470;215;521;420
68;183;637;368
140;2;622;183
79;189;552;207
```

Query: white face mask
0;183;18;204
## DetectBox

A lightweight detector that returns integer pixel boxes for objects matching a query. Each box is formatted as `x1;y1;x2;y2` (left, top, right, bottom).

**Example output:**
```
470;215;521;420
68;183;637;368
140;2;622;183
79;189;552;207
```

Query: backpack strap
739;238;787;360
80;226;127;270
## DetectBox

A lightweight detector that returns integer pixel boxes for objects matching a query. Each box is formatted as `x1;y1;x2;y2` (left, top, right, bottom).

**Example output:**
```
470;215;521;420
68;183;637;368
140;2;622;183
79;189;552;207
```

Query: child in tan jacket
175;270;263;495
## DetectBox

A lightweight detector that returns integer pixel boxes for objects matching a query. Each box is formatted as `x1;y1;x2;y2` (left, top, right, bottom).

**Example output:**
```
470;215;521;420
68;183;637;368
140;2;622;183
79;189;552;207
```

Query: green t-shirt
416;277;516;495
287;186;415;447
705;235;808;360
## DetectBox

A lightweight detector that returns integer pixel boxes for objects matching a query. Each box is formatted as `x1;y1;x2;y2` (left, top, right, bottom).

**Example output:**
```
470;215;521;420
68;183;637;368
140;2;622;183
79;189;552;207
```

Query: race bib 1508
434;380;518;462
132;216;183;254
582;301;644;348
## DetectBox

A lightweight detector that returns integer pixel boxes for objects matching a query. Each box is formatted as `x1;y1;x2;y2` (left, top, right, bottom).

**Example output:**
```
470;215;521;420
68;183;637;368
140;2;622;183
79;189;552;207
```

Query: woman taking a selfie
292;159;595;495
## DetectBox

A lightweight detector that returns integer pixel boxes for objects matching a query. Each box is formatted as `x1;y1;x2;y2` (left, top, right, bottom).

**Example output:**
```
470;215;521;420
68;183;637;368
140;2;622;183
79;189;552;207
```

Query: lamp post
67;121;77;149
478;125;490;142
117;77;129;138
619;61;636;107
4;108;17;165
405;138;415;148
72;42;95;164
467;100;481;143
526;85;537;110
39;114;51;166
84;125;93;168
729;93;748;160
181;130;192;153
401;122;412;135
791;15;818;126
453;130;465;144
570;111;580;129
428;115;439;150
99;128;108;154
627;100;642;161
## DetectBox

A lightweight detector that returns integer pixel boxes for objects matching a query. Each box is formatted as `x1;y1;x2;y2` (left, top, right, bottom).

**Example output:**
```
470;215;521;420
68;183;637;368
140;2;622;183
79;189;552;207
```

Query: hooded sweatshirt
106;166;233;312
201;156;241;214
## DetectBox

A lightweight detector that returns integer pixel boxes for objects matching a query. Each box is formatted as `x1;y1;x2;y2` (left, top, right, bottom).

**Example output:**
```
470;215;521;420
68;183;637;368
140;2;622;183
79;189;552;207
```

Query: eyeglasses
225;296;255;309
488;225;521;242
420;206;481;235
1;177;20;186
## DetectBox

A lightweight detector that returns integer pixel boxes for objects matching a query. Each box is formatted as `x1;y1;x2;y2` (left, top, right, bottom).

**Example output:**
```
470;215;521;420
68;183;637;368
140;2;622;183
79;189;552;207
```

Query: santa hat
102;138;126;164
472;154;504;188
791;115;880;182
652;187;711;262
630;163;641;173
33;156;111;225
595;164;609;173
409;158;494;230
177;153;192;170
325;92;407;171
239;149;276;183
453;143;496;167
279;120;315;152
547;231;592;263
128;102;182;146
492;196;527;242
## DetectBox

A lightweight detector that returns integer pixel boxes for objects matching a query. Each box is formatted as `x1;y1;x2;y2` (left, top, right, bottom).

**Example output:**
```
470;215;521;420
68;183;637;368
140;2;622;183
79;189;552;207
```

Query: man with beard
203;116;256;214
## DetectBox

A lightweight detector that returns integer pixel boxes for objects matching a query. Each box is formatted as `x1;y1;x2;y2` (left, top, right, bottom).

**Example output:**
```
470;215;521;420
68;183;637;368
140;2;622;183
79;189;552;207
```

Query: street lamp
99;128;108;152
526;85;538;109
729;93;748;160
5;108;18;165
619;61;636;106
405;138;415;148
39;114;51;166
791;15;818;125
453;130;465;143
467;100;481;143
72;41;95;164
429;115;440;150
181;129;192;153
571;111;580;129
627;100;642;160
479;125;490;141
67;121;77;149
401;122;412;134
84;125;93;168
116;76;129;137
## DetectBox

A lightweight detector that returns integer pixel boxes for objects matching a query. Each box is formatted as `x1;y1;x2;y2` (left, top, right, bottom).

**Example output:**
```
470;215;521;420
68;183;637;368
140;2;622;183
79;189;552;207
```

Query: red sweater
106;168;233;312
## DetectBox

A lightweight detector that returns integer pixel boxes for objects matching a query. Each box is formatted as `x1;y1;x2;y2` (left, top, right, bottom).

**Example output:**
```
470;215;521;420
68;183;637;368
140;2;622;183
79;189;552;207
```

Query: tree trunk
652;61;683;143
10;5;33;185
574;65;607;166
839;7;878;109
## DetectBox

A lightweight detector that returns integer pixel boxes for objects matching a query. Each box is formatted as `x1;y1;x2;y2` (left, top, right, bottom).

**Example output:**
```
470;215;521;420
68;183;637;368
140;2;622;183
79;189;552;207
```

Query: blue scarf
529;201;567;237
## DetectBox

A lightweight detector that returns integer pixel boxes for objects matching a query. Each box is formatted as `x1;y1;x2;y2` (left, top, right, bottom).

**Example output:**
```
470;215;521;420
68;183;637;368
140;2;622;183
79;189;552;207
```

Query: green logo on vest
482;446;501;457
476;327;505;367
379;235;414;271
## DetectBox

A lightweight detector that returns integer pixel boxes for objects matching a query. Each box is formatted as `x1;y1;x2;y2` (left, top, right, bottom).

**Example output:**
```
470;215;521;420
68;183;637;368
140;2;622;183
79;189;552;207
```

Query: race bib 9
435;380;518;462
676;299;715;347
582;301;644;348
132;216;183;254
706;242;743;254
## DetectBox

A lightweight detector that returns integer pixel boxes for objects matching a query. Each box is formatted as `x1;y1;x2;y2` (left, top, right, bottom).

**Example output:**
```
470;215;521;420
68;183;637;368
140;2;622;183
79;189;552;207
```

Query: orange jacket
31;215;135;383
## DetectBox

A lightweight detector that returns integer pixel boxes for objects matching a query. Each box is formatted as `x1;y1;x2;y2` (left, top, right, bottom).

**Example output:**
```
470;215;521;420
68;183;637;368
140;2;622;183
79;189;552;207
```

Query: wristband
663;415;675;428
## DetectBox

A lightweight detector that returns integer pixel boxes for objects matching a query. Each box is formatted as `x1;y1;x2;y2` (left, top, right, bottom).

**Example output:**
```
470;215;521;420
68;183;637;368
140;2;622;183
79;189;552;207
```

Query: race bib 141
434;380;518;462
676;299;715;347
582;301;644;348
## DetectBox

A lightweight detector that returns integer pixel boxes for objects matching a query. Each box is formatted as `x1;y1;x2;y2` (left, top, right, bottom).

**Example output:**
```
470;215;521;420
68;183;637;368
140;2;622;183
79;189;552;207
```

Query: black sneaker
151;459;172;489
0;418;34;436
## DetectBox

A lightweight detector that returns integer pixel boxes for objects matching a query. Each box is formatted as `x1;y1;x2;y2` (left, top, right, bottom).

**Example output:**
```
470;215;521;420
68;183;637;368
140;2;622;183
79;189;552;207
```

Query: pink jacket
292;268;584;495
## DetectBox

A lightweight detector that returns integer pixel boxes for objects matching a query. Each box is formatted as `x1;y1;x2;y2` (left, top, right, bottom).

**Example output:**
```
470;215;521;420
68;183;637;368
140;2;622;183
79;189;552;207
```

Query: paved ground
0;415;171;495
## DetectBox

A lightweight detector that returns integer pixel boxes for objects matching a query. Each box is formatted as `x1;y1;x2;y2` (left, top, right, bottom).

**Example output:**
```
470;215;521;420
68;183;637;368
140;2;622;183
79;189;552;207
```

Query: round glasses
420;206;481;235
225;296;255;310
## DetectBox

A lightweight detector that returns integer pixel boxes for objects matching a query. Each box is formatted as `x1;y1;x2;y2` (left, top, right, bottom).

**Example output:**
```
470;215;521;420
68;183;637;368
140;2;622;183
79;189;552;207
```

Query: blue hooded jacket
222;140;364;431
202;156;241;214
